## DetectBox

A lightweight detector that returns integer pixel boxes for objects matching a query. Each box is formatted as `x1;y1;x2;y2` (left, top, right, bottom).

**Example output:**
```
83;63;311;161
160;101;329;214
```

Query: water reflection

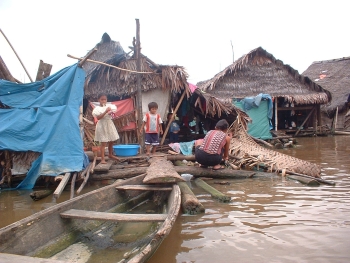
150;136;350;263
1;136;350;262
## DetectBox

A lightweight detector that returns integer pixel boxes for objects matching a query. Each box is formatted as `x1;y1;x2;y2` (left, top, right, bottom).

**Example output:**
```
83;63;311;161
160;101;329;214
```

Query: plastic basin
113;144;140;157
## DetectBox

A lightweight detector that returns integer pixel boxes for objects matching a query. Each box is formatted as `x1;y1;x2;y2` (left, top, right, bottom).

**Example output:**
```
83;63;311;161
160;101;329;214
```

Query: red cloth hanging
90;98;136;131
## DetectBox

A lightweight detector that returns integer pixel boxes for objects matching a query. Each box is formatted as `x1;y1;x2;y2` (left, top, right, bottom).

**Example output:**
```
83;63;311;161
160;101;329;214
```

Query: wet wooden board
93;159;114;173
53;173;70;199
116;185;172;191
143;157;185;184
0;253;66;263
60;209;167;222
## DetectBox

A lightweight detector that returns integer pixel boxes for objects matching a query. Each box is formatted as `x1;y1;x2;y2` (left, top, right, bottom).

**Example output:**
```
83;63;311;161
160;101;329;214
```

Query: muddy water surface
149;136;350;263
1;136;349;263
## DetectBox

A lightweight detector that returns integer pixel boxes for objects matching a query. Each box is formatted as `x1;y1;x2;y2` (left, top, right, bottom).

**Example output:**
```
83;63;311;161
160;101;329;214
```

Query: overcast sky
1;0;349;84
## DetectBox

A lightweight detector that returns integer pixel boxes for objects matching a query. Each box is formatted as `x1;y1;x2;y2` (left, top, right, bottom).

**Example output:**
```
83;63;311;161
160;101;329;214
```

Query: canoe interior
0;174;180;262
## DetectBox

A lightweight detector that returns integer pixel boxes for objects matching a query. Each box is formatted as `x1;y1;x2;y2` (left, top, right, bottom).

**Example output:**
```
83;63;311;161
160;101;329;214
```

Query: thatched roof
83;33;188;100
191;88;250;121
197;47;332;105
302;56;350;117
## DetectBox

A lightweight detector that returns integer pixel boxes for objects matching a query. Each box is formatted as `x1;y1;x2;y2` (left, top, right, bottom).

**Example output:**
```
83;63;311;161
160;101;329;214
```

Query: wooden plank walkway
93;159;114;173
60;209;167;222
115;185;172;191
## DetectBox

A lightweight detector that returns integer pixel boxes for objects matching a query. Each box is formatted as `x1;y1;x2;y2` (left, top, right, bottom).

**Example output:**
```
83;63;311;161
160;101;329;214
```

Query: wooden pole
0;28;33;82
35;60;52;81
53;172;71;199
135;19;144;153
78;48;97;68
0;56;17;82
274;98;278;131
67;54;155;74
76;164;92;195
70;172;77;199
295;107;315;137
160;91;187;145
334;107;339;131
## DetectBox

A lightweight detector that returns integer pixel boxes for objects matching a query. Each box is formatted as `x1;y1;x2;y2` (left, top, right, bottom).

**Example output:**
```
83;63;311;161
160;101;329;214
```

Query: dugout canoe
0;173;181;263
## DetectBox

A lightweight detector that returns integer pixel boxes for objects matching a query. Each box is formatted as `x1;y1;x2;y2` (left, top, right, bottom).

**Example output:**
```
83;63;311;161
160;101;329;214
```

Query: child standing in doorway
140;102;163;156
92;93;120;164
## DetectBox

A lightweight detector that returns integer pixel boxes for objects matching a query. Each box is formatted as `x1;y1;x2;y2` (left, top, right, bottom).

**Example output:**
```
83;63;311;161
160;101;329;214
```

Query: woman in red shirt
194;119;231;170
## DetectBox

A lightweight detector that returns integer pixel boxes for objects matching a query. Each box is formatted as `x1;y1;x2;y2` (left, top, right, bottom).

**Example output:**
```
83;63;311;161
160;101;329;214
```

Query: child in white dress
92;94;119;164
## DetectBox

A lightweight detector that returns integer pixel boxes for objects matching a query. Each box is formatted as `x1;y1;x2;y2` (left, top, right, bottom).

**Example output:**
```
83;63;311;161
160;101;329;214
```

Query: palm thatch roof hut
302;56;350;131
81;33;247;147
197;47;332;135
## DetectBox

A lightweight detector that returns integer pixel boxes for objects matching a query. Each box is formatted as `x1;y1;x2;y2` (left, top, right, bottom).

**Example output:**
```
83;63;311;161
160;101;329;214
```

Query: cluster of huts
1;32;349;189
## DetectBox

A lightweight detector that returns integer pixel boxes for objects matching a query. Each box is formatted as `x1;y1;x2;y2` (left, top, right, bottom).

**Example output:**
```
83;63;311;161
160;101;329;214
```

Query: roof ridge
312;56;350;64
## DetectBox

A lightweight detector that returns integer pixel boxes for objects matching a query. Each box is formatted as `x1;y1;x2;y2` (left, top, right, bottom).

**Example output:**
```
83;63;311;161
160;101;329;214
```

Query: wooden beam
115;185;172;191
35;60;52;81
135;19;144;153
70;172;77;199
160;90;187;145
0;56;17;82
53;173;71;199
60;209;167;222
76;164;92;195
274;98;278;131
144;157;185;184
294;107;315;137
78;48;97;67
277;106;313;111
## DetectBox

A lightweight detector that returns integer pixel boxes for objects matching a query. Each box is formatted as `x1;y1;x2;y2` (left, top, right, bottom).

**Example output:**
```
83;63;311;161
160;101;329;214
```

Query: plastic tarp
0;63;86;189
234;94;273;140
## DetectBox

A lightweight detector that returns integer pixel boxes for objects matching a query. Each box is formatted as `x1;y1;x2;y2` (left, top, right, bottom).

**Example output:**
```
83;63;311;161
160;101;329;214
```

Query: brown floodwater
1;136;349;262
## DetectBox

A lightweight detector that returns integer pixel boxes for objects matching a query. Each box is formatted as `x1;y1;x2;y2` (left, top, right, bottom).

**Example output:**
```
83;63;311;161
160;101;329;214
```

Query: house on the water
197;47;332;137
302;56;350;131
81;33;248;147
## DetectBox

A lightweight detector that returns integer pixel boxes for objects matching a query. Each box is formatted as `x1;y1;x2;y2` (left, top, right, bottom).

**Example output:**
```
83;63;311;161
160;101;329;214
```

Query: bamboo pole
78;48;97;67
0;28;33;82
160;91;187;145
67;54;156;74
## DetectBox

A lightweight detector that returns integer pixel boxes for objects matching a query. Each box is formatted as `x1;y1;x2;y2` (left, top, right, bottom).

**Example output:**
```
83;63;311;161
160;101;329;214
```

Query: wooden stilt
53;173;71;199
76;164;92;195
70;172;78;199
161;90;187;145
295;107;315;137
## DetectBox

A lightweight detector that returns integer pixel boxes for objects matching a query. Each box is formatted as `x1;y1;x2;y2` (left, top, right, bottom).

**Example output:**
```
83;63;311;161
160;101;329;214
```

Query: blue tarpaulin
0;63;86;189
234;94;273;140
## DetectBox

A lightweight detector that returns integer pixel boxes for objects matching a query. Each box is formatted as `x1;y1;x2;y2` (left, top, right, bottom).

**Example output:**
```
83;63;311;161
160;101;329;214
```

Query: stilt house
82;33;248;147
197;47;332;137
302;56;350;131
